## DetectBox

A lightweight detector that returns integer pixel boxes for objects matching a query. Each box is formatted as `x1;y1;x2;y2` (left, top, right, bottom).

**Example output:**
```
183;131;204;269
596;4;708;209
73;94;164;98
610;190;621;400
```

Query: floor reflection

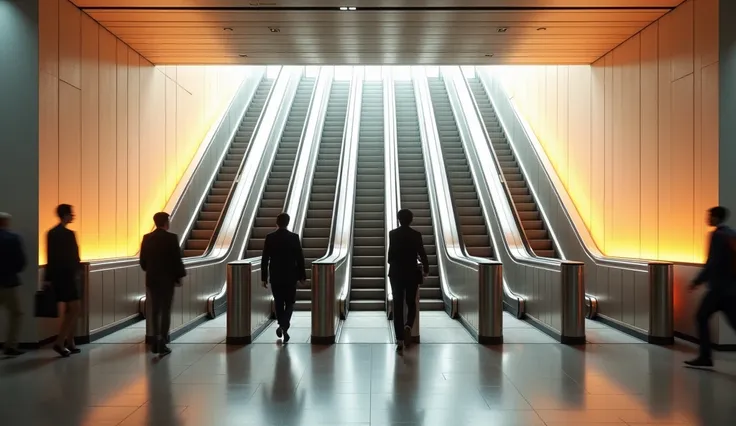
1;334;736;425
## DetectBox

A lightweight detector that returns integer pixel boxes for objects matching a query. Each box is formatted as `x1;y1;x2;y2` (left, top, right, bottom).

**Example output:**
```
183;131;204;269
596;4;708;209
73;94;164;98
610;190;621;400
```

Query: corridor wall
38;0;246;263
494;0;718;264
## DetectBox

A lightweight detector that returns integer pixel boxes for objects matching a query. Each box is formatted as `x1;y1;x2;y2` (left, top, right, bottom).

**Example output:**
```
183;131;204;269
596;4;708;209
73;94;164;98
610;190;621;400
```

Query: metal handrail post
478;260;503;344
226;263;252;345
311;262;336;344
560;261;586;344
648;262;674;345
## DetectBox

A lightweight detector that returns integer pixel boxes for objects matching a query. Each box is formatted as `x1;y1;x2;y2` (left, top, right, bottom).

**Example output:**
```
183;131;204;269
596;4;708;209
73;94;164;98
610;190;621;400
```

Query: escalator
467;78;557;258
296;81;350;311
350;81;385;311
428;78;494;259
244;77;316;259
183;78;274;257
394;81;444;311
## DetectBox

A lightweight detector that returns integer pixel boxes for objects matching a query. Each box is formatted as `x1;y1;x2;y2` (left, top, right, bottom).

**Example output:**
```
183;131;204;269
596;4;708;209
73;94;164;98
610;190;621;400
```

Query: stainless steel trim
477;260;503;344
477;68;673;341
648;262;674;343
383;70;398;319
443;66;585;343
311;70;364;343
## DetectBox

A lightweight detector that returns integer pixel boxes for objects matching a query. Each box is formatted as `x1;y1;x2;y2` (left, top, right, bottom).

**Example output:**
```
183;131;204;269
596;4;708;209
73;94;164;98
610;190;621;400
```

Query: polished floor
2;314;735;426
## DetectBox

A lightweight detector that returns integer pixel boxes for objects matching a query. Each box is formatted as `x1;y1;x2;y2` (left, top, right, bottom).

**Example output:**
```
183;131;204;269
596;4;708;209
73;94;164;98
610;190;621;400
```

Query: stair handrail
384;71;399;319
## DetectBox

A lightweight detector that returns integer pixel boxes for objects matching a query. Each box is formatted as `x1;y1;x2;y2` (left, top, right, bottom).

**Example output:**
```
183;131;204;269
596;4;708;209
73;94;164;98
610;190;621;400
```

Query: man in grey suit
388;209;429;353
261;213;306;343
687;206;736;367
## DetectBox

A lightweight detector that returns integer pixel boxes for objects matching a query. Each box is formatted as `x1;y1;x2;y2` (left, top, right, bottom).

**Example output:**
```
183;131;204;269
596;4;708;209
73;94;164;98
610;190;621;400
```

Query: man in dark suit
46;204;82;357
261;213;306;343
140;212;186;356
0;213;26;356
388;209;429;353
687;206;736;367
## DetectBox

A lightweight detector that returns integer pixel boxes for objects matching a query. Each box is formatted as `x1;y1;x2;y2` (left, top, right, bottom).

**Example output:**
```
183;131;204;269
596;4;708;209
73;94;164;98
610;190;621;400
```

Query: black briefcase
35;286;58;318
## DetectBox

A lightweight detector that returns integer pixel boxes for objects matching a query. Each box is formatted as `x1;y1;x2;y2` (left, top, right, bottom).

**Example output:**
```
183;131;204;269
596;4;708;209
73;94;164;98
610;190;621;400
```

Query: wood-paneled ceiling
74;0;683;65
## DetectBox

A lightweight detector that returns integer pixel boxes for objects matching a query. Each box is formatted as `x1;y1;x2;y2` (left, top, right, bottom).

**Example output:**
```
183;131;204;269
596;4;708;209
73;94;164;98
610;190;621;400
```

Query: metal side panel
477;68;670;340
444;67;585;344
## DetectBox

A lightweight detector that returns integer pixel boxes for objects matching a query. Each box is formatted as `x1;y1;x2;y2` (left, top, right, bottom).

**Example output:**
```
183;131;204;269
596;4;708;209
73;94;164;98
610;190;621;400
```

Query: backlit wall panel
38;0;245;263
495;0;718;264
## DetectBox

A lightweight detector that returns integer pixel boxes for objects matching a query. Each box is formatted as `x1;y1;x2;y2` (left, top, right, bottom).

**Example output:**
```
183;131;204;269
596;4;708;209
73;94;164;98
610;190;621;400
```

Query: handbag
35;285;58;318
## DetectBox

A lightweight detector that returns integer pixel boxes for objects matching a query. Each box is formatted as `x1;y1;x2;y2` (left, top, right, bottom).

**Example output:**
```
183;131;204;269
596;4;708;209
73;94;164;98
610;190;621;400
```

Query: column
718;0;736;345
0;0;39;345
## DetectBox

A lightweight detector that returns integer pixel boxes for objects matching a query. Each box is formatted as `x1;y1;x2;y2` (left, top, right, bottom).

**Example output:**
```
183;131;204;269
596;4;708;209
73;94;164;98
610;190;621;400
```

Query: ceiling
74;0;683;66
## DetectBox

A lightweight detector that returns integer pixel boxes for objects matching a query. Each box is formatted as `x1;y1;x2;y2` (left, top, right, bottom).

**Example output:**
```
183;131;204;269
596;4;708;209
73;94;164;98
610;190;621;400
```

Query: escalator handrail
458;72;560;261
201;69;283;257
426;76;487;264
313;73;361;265
282;73;324;235
476;69;654;272
410;68;462;316
384;74;399;316
443;66;562;270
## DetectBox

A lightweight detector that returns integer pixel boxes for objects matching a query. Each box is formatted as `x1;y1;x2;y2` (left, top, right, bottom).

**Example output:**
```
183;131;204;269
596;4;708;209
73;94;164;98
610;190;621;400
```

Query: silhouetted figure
388;209;429;353
686;206;736;367
140;212;186;356
0;212;26;356
261;213;306;343
45;204;82;357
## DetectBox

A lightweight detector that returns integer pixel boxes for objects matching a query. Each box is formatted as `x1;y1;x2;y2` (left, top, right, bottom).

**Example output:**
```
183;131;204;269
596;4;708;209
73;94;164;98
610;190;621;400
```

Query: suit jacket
44;224;80;283
695;225;736;293
0;229;26;288
261;228;306;285
139;228;186;289
388;225;430;284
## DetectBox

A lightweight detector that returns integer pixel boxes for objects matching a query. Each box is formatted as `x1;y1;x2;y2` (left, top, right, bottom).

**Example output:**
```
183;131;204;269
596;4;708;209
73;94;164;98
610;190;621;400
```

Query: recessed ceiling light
223;27;233;32
349;6;356;10
340;6;348;10
485;54;494;57
269;27;280;33
497;27;507;33
537;27;547;31
339;6;356;11
239;54;248;58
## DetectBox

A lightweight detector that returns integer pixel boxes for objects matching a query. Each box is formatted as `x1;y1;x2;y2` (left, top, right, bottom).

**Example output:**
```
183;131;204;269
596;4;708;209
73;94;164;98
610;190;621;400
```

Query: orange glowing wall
495;0;718;264
38;0;246;263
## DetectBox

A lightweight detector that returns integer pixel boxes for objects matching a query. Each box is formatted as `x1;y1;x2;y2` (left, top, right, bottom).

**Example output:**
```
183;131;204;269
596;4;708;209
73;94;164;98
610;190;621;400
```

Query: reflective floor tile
339;328;392;343
95;327;146;344
418;327;475;343
501;328;558;343
174;326;226;344
586;328;647;344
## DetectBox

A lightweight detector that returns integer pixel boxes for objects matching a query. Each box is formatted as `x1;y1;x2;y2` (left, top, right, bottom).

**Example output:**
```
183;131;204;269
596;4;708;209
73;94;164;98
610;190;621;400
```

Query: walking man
46;204;82;357
686;206;736;367
261;213;306;343
140;212;186;356
0;213;26;356
388;209;429;353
